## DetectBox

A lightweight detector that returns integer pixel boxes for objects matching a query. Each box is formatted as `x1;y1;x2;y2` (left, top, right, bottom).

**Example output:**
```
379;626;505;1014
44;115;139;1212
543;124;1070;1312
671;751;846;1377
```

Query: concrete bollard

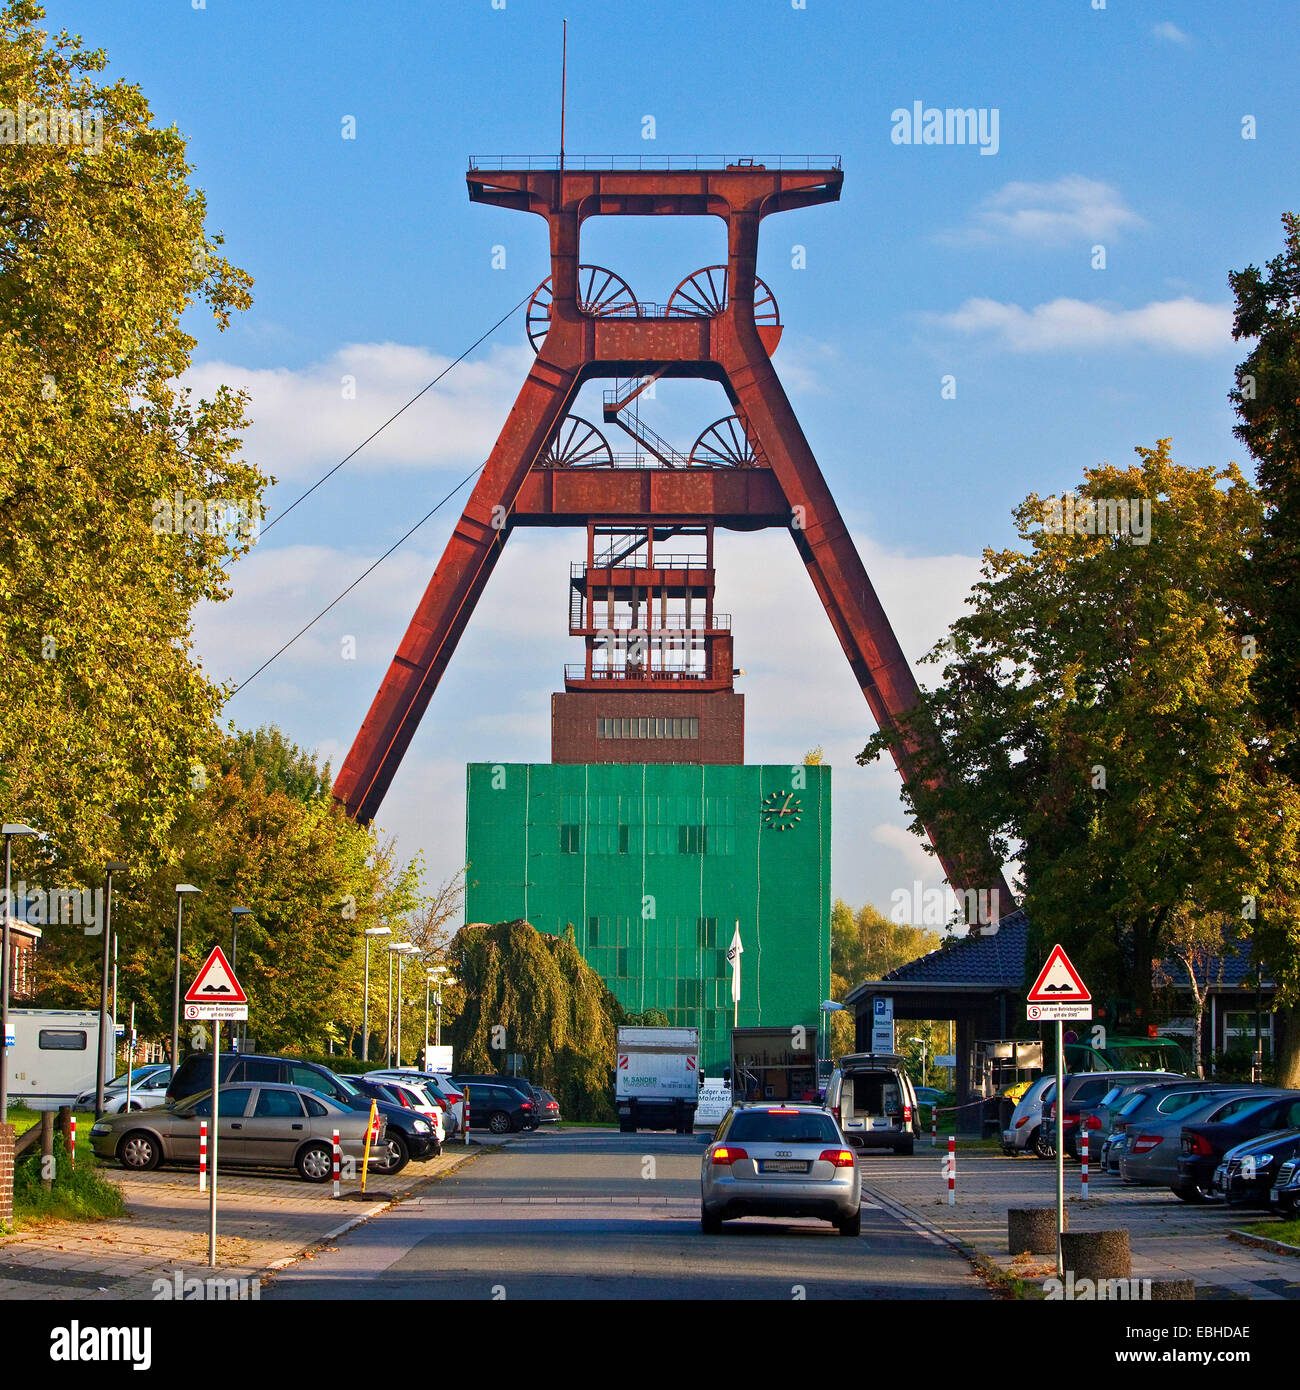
1149;1278;1196;1301
1061;1228;1131;1281
1008;1206;1066;1255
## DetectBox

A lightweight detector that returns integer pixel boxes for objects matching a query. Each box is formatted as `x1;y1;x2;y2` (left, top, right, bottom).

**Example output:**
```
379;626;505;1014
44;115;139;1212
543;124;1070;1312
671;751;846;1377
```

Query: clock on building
761;789;802;830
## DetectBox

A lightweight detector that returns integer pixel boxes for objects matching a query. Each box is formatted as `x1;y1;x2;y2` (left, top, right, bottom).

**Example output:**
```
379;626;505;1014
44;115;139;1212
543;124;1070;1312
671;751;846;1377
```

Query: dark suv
167;1052;440;1169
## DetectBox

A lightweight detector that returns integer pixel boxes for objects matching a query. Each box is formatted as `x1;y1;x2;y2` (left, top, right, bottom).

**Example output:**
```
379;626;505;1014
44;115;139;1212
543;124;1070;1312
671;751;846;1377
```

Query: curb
258;1142;498;1280
1229;1228;1300;1258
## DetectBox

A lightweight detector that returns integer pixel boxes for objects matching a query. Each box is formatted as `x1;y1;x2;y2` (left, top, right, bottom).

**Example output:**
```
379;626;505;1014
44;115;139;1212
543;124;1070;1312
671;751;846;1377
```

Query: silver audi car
700;1103;862;1236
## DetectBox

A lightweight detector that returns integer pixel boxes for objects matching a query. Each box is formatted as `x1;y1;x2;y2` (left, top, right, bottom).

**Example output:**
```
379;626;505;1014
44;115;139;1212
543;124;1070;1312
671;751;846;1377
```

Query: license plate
760;1160;809;1173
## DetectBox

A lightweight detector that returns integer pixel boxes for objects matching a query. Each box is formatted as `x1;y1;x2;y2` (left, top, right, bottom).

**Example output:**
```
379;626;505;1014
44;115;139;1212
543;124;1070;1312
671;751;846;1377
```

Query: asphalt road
266;1128;989;1300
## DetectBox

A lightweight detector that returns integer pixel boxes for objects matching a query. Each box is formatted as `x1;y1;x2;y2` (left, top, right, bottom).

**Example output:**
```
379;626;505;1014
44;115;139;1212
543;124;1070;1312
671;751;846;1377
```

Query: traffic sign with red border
1027;943;1091;1003
184;945;248;1005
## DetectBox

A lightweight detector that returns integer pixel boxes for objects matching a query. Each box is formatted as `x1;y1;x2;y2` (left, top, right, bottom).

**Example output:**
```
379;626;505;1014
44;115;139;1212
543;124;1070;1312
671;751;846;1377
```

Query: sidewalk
0;1138;499;1300
860;1145;1300;1300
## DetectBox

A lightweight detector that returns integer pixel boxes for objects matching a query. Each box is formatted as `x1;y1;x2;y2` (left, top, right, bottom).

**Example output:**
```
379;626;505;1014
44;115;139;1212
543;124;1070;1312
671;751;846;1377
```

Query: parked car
365;1068;462;1135
1082;1077;1217;1166
1002;1074;1058;1157
1099;1083;1251;1173
457;1080;536;1134
1213;1128;1300;1207
90;1083;382;1182
168;1052;439;1170
1042;1072;1185;1161
452;1074;540;1131
96;1068;175;1115
75;1065;171;1113
701;1103;861;1236
1271;1154;1300;1216
1176;1093;1300;1201
341;1076;444;1149
1119;1089;1282;1190
536;1088;562;1124
823;1053;921;1154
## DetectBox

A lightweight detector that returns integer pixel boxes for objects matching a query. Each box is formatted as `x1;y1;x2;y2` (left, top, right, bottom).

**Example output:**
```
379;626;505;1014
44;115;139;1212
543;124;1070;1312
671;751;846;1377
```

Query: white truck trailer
614;1026;700;1133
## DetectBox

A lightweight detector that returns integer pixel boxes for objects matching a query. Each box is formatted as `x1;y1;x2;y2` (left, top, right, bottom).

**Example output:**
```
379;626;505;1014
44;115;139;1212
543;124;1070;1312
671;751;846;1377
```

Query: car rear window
1158;1091;1211;1115
1069;1078;1111;1103
727;1110;842;1144
1117;1092;1149;1117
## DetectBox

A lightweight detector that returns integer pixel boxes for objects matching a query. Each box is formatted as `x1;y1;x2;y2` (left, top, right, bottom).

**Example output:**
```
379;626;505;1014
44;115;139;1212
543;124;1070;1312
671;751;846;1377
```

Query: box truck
729;1025;819;1104
614;1026;700;1133
5;1008;116;1109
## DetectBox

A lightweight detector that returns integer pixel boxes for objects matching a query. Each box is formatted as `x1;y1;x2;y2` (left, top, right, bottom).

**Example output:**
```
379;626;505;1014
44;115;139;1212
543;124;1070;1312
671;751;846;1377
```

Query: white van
824;1052;922;1155
5;1008;116;1109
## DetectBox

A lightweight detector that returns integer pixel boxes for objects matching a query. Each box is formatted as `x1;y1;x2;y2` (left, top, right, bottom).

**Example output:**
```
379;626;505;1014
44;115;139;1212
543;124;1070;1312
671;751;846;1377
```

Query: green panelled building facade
464;762;832;1073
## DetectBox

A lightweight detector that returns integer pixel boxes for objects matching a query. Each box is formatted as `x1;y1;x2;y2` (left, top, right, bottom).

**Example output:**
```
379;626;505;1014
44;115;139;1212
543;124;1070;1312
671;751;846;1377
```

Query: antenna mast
560;19;567;174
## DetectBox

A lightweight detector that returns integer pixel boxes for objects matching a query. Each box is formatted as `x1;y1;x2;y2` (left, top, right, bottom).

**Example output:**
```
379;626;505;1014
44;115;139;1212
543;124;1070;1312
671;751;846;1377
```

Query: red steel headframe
332;161;1013;911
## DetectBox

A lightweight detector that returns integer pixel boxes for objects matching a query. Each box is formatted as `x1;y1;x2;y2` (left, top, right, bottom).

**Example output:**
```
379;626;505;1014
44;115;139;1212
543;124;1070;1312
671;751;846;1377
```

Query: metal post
423;975;431;1071
396;953;404;1067
362;935;371;1063
112;931;119;1077
96;865;124;1115
208;1018;220;1267
1;833;13;1122
435;988;442;1048
171;895;183;1069
386;951;394;1068
1055;1019;1065;1278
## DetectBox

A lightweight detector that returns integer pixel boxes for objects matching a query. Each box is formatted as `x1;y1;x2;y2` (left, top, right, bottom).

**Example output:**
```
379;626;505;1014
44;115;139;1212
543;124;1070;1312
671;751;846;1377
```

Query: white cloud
1152;21;1191;46
929;294;1231;353
939;175;1145;246
184;341;535;481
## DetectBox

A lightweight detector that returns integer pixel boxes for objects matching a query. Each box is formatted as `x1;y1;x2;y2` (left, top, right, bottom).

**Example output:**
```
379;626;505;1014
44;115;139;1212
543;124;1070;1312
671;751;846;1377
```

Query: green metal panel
464;763;831;1073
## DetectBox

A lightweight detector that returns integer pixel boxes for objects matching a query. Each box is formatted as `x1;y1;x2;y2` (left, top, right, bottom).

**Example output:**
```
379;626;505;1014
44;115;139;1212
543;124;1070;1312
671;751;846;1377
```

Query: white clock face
761;790;802;830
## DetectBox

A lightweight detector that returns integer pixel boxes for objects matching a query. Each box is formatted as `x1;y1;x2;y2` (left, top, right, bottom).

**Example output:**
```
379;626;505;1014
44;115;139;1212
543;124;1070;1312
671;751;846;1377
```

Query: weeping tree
447;920;625;1120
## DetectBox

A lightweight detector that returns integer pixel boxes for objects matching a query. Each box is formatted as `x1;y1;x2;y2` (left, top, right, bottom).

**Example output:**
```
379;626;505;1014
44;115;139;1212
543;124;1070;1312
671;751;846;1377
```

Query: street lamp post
362;926;391;1063
393;943;416;1065
908;1035;928;1087
171;884;201;1069
1;823;40;1122
819;1000;844;1072
230;906;252;1050
96;861;128;1114
436;973;457;1049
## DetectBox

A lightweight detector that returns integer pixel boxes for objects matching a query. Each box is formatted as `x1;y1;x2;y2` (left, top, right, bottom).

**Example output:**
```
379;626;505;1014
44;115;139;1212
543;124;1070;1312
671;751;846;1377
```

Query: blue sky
47;0;1299;917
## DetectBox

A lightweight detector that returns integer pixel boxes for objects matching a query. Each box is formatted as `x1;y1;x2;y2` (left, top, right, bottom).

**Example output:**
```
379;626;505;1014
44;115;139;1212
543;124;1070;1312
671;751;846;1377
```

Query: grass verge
4;1133;125;1233
1240;1217;1300;1247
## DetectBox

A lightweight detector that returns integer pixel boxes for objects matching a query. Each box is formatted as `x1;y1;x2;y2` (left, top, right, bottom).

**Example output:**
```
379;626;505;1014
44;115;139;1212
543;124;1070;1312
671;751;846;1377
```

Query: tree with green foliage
447;920;625;1120
0;2;261;895
828;899;940;1055
1230;212;1300;744
859;443;1300;1082
32;728;421;1054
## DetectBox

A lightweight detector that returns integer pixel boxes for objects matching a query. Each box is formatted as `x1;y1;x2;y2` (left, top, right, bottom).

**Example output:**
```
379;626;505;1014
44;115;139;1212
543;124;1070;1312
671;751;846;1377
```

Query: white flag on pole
726;924;744;1004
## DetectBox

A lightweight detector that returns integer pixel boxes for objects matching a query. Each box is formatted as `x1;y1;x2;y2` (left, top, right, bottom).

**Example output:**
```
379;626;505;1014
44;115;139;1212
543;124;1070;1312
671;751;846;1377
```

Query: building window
618;824;630;854
678;824;707;854
697;917;718;949
676;978;701;1009
560;824;581;854
588;916;600;946
598;717;699;739
617;948;630;978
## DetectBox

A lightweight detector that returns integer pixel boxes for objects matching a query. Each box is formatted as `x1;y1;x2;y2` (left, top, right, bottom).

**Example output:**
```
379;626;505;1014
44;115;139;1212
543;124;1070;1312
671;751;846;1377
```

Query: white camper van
5;1008;116;1109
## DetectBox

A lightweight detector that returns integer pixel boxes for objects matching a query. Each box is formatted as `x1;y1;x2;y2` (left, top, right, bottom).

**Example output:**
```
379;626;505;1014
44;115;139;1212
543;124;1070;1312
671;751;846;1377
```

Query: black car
168;1052;440;1170
339;1075;445;1158
452;1074;541;1131
1212;1127;1300;1206
457;1081;537;1134
1176;1093;1300;1200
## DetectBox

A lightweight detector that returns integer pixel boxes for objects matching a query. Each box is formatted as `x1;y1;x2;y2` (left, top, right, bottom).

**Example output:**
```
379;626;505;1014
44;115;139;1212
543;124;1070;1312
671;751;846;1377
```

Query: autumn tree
859;443;1300;1079
0;3;261;899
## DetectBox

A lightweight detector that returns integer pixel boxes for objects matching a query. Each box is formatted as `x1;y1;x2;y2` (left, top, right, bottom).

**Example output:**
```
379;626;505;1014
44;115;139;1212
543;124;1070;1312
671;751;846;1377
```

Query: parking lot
857;1142;1300;1300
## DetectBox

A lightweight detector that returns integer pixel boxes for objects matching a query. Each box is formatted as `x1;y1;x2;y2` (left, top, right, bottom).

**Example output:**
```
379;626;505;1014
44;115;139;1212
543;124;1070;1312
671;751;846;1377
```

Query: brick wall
0;1122;14;1226
551;690;744;763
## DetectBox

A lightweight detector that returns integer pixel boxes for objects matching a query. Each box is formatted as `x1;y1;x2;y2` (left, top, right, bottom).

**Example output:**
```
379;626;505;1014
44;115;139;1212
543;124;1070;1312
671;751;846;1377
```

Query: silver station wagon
701;1103;862;1236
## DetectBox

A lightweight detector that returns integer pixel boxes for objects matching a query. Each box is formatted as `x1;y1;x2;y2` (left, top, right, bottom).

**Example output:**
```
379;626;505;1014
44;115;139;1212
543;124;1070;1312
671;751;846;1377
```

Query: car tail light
903;1103;912;1124
1130;1133;1163;1155
1014;1116;1028;1129
521;1100;534;1109
710;1145;748;1165
1184;1133;1214;1157
395;1091;411;1107
1086;1115;1102;1130
766;1108;799;1114
818;1149;856;1168
831;1106;841;1124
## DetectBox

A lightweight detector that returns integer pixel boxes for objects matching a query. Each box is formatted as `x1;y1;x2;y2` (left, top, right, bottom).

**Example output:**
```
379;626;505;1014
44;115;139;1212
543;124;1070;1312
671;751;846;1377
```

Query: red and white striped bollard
947;1134;956;1205
463;1087;470;1146
931;1105;938;1147
199;1120;208;1192
1081;1127;1089;1198
69;1114;77;1169
332;1129;340;1197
